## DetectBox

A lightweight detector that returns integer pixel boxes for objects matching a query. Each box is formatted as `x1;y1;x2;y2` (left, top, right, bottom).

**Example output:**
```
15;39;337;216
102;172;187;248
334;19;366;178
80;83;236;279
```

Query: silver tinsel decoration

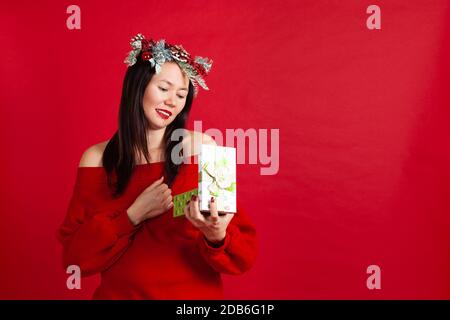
124;33;213;96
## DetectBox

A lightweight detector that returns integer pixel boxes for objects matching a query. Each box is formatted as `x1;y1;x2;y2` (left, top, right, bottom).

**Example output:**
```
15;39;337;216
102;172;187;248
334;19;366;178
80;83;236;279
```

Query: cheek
174;102;186;116
143;87;162;108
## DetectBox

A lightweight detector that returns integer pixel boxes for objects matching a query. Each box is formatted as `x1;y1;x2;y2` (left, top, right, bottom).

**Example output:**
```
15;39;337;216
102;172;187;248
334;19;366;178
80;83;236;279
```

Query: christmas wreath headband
124;33;213;96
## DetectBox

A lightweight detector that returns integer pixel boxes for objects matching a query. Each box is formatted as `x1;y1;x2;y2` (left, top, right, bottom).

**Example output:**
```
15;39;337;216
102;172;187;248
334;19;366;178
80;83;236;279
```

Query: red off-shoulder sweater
57;159;257;299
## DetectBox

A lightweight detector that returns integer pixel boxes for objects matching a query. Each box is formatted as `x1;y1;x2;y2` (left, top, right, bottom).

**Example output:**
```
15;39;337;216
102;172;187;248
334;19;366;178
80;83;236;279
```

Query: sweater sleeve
57;181;140;277
196;205;258;275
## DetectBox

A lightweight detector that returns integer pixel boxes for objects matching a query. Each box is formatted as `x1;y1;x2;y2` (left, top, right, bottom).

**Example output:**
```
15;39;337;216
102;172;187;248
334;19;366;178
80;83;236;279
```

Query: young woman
57;34;258;299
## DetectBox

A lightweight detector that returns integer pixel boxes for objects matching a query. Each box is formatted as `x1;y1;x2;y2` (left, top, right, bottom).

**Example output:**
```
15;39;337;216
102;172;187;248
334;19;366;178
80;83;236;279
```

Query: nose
164;97;175;108
164;93;177;108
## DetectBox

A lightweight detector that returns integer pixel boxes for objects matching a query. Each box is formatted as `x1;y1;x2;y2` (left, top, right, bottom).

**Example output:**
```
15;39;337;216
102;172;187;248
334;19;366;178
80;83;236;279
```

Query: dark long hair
103;57;195;198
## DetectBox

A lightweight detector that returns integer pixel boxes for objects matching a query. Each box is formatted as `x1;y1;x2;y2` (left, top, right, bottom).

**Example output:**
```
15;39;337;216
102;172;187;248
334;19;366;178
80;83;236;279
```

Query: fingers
148;176;164;190
155;182;169;194
165;201;174;210
223;212;234;224
162;188;172;199
184;200;191;219
162;193;173;209
209;197;219;223
150;177;172;210
189;195;206;224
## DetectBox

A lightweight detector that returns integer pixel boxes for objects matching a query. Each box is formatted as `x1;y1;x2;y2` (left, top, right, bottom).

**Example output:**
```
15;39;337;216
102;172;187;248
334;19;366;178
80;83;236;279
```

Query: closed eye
159;87;186;99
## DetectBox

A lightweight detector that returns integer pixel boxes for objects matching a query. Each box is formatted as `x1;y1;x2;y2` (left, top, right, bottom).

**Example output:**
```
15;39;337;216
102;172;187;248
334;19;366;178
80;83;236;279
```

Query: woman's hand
127;176;173;225
184;195;234;245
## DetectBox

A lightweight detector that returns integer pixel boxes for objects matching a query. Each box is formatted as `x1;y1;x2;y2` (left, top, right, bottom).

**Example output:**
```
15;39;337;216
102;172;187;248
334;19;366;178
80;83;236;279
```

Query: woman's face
143;61;190;130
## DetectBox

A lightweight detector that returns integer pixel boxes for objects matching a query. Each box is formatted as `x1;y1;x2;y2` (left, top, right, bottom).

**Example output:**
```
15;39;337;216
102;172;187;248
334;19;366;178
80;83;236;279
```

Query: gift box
173;144;237;217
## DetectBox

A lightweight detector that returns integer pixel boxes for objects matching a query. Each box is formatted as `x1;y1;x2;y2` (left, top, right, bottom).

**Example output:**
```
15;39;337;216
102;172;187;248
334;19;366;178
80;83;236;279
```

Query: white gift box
198;144;237;213
173;144;237;217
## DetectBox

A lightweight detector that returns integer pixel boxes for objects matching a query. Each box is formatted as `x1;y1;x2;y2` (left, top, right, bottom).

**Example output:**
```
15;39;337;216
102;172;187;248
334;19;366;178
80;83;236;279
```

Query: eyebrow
159;79;188;91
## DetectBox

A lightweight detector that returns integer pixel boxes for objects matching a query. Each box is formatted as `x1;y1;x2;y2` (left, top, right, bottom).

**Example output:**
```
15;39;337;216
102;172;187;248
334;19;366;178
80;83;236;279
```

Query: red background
0;0;449;299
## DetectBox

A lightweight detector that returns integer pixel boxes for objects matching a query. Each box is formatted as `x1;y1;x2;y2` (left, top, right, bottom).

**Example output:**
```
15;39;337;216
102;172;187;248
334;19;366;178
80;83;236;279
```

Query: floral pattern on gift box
199;145;236;213
202;156;236;197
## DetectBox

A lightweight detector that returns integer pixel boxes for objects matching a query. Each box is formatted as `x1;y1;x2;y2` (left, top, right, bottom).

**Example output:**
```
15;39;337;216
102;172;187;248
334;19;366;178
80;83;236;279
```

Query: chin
147;116;175;130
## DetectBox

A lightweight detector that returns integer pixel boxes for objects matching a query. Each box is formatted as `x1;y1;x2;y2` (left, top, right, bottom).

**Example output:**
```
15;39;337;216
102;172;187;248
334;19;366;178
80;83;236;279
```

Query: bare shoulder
78;140;110;167
189;130;217;146
182;130;217;157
